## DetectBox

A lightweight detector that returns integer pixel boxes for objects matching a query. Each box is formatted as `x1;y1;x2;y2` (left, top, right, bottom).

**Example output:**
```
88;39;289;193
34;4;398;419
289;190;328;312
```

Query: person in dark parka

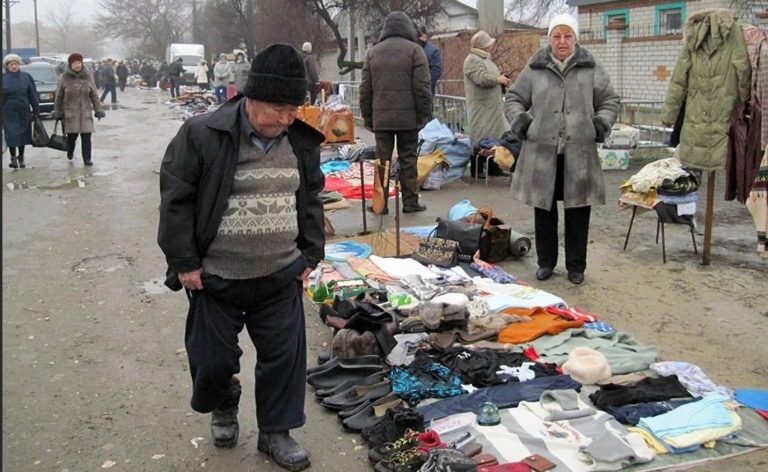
360;11;433;214
2;53;39;168
158;43;325;472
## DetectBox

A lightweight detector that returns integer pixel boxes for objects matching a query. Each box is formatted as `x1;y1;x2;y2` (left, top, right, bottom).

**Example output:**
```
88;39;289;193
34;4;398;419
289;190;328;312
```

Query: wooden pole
702;170;716;265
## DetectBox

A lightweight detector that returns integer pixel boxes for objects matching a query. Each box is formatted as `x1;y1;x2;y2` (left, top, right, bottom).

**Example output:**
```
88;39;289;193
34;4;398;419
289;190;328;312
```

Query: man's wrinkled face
550;25;576;61
6;61;20;72
245;98;298;138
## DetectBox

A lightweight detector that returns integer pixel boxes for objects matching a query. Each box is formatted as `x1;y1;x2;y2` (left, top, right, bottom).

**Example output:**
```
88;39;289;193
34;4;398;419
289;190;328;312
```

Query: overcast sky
10;0;98;24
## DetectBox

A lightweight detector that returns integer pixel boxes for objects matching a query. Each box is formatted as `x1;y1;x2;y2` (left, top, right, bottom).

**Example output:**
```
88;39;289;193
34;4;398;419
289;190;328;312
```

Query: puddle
72;254;132;274
140;277;172;295
37;177;86;190
5;181;34;191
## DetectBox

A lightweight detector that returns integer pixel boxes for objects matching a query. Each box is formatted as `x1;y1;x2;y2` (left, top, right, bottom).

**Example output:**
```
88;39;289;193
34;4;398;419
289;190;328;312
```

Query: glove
510;112;533;139
95;110;106;120
592;116;611;143
52;110;63;120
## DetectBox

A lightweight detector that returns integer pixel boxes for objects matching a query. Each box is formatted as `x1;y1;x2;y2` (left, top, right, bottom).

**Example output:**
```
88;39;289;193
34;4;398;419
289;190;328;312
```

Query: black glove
510;112;533;139
95;110;106;120
593;116;611;143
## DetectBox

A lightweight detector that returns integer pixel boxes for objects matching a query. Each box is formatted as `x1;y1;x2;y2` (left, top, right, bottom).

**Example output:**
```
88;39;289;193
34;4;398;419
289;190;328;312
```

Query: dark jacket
100;64;116;85
302;52;319;86
158;96;326;290
2;71;39;147
360;11;432;131
422;40;443;95
54;65;103;134
168;60;184;78
116;64;129;81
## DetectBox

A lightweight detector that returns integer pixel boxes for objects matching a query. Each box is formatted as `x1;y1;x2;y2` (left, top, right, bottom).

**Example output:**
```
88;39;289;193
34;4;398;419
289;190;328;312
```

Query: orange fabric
498;307;583;344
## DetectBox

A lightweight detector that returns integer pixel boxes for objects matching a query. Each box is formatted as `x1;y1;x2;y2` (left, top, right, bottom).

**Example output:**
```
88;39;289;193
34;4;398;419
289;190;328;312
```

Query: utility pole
4;0;13;51
33;0;40;52
191;0;198;43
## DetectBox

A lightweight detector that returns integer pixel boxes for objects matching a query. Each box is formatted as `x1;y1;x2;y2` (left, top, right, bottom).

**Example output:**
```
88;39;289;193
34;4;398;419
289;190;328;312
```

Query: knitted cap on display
302;42;312;53
243;43;307;106
548;13;579;37
562;347;611;384
471;30;495;49
68;53;84;65
4;53;22;65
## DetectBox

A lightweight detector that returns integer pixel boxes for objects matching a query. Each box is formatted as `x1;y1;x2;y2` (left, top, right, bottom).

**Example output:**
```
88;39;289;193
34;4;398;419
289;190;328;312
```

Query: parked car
21;61;60;117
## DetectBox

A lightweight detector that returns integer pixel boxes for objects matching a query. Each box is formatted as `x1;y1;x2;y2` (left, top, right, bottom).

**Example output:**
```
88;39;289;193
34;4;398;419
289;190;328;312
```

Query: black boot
257;431;311;471
9;156;18;169
83;158;93;167
18;155;25;168
211;377;241;448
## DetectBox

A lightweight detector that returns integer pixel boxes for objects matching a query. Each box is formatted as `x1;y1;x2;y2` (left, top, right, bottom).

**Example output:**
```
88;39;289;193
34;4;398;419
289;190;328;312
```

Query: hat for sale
331;329;382;358
243;43;307;106
548;13;579;37
67;53;83;65
562;347;611;384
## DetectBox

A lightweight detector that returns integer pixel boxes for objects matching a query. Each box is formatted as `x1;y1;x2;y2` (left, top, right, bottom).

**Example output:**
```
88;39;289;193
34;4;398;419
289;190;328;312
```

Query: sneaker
364;406;425;448
374;447;426;472
368;429;419;463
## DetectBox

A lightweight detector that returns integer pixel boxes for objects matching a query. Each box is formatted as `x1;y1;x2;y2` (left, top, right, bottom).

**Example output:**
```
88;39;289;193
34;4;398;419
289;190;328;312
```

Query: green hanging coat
661;9;751;170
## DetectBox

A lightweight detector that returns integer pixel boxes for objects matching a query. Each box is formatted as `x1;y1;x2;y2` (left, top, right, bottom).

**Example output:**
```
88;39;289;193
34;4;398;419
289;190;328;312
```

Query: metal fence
618;99;670;147
334;80;468;133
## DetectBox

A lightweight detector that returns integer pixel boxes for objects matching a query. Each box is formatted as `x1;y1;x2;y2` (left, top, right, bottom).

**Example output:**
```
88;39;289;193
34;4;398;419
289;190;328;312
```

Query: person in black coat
2;54;40;168
116;61;129;91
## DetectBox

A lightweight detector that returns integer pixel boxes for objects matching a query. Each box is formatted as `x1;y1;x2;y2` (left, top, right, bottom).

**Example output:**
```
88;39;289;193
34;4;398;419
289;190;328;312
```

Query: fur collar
529;44;595;70
684;9;736;52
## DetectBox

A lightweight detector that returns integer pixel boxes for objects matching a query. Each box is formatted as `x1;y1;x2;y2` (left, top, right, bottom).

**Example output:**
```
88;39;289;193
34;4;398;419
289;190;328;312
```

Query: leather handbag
435;217;483;260
470;207;512;263
31;115;50;147
47;120;68;151
412;230;459;268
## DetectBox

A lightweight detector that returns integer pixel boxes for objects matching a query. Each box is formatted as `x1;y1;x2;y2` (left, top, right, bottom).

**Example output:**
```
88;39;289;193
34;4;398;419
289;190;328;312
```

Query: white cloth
369;255;438;280
473;277;566;310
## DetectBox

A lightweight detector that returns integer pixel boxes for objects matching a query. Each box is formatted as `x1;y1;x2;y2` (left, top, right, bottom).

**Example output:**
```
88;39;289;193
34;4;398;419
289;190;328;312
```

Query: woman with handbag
2;54;40;168
53;53;105;166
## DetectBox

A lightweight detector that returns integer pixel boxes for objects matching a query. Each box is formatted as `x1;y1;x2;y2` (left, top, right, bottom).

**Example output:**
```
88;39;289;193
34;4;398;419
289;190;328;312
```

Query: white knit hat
548;13;579;37
3;53;22;66
562;347;611;385
302;42;312;53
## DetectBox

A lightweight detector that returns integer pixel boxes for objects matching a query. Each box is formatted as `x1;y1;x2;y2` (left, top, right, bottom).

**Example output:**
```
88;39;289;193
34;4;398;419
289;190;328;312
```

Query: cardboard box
298;105;322;129
598;147;630;170
603;124;640;149
317;109;355;143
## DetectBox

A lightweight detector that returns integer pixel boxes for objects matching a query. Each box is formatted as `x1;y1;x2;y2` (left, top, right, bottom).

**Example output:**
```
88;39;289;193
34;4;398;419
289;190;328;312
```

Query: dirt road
2;88;766;471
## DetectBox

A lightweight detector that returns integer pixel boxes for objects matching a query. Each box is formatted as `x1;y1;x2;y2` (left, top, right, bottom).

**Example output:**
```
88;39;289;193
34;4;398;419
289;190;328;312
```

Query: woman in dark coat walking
2;54;40;168
53;53;105;166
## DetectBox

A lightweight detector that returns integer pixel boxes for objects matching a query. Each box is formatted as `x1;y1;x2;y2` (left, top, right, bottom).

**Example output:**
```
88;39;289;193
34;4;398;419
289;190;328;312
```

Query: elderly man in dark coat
360;11;433;214
506;14;619;285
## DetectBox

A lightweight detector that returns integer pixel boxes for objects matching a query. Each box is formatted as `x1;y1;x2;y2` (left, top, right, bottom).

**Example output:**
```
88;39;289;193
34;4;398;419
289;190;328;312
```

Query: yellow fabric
661;410;742;449
627;427;669;454
491;146;515;170
416;149;447;188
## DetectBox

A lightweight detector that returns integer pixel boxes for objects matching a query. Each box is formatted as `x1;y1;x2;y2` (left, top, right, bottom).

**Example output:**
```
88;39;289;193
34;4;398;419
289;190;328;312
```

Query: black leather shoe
211;406;239;448
568;272;585;285
84;160;94;167
257;431;310;471
211;376;241;448
536;267;554;281
366;204;389;215
402;204;427;213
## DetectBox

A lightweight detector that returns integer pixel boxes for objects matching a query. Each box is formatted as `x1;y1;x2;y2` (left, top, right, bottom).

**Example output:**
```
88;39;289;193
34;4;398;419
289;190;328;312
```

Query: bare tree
301;0;443;74
505;0;570;27
46;0;77;52
95;0;190;59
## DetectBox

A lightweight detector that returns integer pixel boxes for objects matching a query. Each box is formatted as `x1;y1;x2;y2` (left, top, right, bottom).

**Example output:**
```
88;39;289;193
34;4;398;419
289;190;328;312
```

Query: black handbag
47;120;68;151
412;231;459;268
31;115;50;147
435;217;483;260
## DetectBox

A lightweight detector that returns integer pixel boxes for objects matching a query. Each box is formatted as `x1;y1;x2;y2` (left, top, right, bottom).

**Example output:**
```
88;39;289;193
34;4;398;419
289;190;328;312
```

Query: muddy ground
2;88;766;471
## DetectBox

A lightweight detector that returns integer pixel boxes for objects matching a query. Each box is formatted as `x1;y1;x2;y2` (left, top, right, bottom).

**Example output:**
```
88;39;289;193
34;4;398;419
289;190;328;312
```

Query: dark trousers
214;86;227;104
67;133;92;162
100;84;117;103
374;130;420;208
170;77;182;97
118;79;126;92
534;154;591;274
184;261;307;432
8;145;24;157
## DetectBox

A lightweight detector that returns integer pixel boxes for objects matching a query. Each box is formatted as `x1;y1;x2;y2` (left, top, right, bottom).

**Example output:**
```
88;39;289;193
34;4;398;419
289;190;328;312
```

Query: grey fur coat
505;45;619;209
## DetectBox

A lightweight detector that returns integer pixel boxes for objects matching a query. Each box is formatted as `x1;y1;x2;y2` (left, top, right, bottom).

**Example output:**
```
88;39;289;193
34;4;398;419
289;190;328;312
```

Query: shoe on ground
257;431;311;471
84;160;94;167
67;153;74;161
568;272;584;285
536;267;553;281
402;204;427;214
369;429;419;463
367;203;389;215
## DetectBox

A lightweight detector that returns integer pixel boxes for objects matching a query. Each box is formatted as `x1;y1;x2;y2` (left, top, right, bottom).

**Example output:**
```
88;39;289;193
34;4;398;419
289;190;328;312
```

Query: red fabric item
546;305;598;322
479;463;532;472
416;430;446;453
757;409;768;421
324;176;397;200
523;346;540;361
323;176;353;193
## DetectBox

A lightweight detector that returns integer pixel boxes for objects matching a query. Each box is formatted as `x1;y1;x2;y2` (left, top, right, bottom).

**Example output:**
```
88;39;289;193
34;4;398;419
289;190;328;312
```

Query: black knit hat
243;43;307;106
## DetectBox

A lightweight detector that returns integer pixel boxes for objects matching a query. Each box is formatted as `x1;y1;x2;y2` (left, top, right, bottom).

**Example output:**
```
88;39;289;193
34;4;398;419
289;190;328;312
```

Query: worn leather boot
18;155;25;168
257;431;310;471
210;377;241;448
9;156;18;169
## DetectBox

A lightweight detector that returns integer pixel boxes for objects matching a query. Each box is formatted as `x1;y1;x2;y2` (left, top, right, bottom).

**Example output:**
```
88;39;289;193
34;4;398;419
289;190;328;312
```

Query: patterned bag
412;231;459;268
